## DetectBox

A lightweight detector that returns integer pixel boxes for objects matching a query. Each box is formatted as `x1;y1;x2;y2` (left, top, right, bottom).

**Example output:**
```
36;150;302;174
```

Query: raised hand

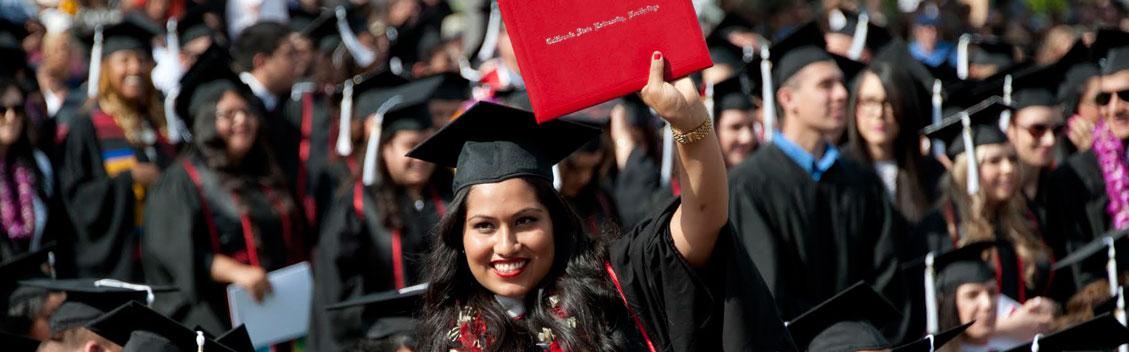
639;51;709;131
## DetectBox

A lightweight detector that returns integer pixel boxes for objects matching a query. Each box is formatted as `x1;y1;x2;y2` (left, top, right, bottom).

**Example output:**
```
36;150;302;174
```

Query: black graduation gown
727;144;907;339
566;183;622;237
142;155;307;333
267;90;335;231
308;175;448;352
607;198;793;351
1047;150;1129;289
613;149;674;229
58;112;176;280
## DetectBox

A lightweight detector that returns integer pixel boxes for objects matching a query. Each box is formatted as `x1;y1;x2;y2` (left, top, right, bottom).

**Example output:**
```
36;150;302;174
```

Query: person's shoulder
728;145;782;184
1053;150;1100;183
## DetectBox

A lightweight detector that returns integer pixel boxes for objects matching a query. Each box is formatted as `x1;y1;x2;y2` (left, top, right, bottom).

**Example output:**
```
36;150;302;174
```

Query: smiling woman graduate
409;53;789;351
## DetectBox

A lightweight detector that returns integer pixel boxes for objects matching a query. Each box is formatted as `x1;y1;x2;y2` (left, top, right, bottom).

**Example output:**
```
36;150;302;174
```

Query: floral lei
1092;118;1129;229
448;295;576;352
0;160;36;240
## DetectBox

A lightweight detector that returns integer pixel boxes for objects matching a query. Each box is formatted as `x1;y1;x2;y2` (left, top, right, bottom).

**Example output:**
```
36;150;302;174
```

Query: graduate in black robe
1046;29;1129;291
308;75;452;352
727;22;907;339
142;52;308;334
58;19;176;281
407;66;791;351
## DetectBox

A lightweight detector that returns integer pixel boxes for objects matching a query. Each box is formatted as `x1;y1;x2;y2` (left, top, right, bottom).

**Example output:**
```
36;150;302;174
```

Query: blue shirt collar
772;131;839;181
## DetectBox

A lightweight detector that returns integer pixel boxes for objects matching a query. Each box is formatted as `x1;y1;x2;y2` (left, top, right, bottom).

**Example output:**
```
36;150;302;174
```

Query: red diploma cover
498;0;713;123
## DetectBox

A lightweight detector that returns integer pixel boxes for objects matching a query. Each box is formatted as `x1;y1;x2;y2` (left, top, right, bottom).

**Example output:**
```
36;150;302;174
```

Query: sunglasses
1;104;24;116
1020;123;1065;138
1095;89;1129;106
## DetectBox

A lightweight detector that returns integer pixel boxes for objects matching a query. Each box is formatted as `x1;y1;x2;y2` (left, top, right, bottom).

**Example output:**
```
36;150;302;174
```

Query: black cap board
1010;63;1067;110
824;9;893;59
1052;229;1128;271
619;94;659;128
0;330;40;352
968;39;1017;71
922;96;1012;158
785;281;901;352
769;21;834;87
326;284;427;341
176;4;219;46
0;245;57;334
406;101;602;193
21;279;175;334
872;38;940;94
433;72;472;101
84;14;162;57
1093;29;1129;76
216;325;254;352
706;14;757;68
1001;313;1129;352
86;301;237;352
832;53;867;89
891;321;973;352
175;45;259;130
298;9;341;52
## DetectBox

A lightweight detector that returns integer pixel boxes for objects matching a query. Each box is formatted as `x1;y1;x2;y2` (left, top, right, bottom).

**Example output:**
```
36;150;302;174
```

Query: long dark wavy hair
845;62;936;222
0;78;47;196
416;177;632;351
189;87;291;207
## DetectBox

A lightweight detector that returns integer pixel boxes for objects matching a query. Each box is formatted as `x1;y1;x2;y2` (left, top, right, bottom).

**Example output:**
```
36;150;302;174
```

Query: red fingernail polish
652;52;662;61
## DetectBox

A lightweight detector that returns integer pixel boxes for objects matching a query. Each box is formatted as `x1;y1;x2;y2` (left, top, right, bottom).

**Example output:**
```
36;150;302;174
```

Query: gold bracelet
672;117;712;145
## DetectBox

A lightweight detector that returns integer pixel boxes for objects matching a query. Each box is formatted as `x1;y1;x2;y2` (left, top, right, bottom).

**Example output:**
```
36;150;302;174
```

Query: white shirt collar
239;72;278;111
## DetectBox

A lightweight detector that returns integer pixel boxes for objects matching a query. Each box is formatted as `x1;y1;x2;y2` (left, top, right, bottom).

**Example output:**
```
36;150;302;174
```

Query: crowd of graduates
1;0;1129;350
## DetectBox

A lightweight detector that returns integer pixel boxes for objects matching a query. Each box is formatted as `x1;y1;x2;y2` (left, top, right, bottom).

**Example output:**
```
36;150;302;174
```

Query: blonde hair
945;149;1051;289
94;56;167;145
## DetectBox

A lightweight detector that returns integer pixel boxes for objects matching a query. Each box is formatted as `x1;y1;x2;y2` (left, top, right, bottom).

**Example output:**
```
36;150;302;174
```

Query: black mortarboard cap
0;245;57;330
1093;29;1129;76
923;96;1012;158
175;45;257;129
1001;313;1129;352
86;301;237;352
216;325;254;352
87;14;161;57
406;101;602;193
620;94;658;128
433;72;471;101
711;74;754;118
825;9;893;59
891;321;973;352
706;14;756;67
968;39;1017;71
832;53;867;88
176;4;219;46
933;241;999;293
21;279;173;334
786;281;900;352
299;9;341;53
1006;63;1068;110
1051;228;1128;272
770;21;834;86
0;330;40;351
288;7;321;34
873;38;937;92
326;284;426;340
355;75;445;137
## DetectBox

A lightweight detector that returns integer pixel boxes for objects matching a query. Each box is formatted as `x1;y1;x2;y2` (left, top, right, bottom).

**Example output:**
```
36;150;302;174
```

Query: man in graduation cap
728;20;908;341
0;246;64;342
710;74;759;168
1049;28;1129;295
26;278;166;352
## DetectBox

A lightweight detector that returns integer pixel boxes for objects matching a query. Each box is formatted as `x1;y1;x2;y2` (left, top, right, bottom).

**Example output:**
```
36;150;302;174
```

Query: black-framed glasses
1095;89;1129;106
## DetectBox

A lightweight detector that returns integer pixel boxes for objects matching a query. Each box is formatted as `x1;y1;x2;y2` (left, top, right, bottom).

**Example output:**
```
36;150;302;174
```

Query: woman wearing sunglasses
1002;64;1065;241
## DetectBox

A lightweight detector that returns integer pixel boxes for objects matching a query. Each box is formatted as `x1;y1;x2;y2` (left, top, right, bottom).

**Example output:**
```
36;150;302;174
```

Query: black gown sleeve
57;116;139;279
141;163;228;333
608;198;793;351
612;149;666;229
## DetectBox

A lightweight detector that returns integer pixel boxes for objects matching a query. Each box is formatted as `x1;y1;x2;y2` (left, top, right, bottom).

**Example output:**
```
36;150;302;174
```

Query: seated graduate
905;241;1004;351
0;247;64;342
142;47;308;334
1055;40;1102;155
309;75;451;352
21;278;170;352
408;53;790;350
914;98;1058;342
1048;29;1129;298
58;17;177;281
785;281;901;352
85;301;239;352
709;74;759;169
727;21;907;340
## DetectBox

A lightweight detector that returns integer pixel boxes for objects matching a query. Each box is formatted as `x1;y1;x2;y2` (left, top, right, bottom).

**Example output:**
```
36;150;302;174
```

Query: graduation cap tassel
1116;287;1127;352
759;44;776;143
1000;74;1013;129
926;334;936;352
1107;236;1120;298
847;11;870;61
476;0;502;62
362;96;403;186
552;164;562;190
660;123;674;186
336;79;355;156
47;251;56;279
957;34;971;80
961;112;980;195
166;19;180;63
1031;334;1043;352
924;252;939;334
335;6;376;67
196;331;205;352
87;25;104;99
94;279;156;306
164;88;183;143
931;80;945;157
